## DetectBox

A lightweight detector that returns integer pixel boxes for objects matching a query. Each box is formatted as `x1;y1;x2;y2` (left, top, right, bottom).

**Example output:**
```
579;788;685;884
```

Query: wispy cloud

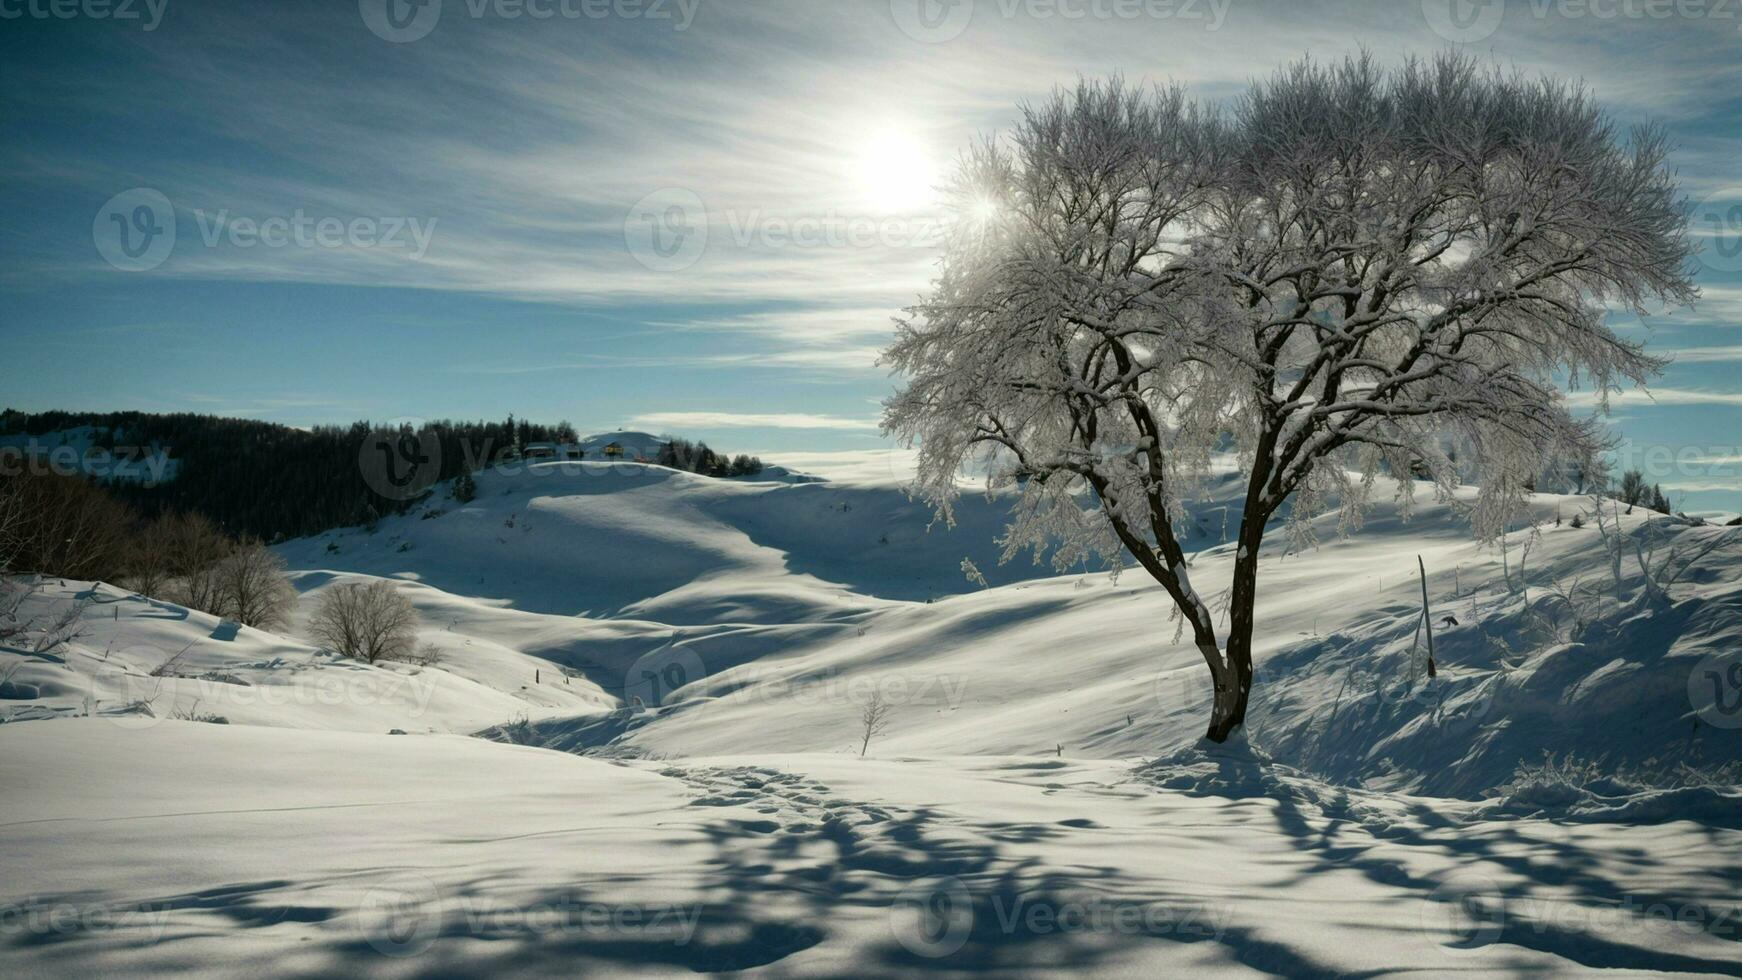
1667;346;1742;363
630;411;880;431
1569;387;1742;408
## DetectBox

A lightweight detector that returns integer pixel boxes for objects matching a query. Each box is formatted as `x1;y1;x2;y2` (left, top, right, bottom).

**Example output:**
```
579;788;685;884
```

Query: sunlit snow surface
4;460;1740;976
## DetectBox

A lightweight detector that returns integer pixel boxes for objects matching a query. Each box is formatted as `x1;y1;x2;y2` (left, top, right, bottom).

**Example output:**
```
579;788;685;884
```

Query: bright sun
852;129;938;213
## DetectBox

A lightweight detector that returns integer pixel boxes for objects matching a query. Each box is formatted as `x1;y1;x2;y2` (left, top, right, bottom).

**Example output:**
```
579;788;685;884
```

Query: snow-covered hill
4;459;1740;976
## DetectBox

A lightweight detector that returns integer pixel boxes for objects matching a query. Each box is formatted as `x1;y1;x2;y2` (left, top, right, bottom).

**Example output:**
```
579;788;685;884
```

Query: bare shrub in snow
147;512;237;615
0;480;24;572
210;541;296;631
0;471;135;581
883;54;1696;741
859;692;893;757
308;581;420;664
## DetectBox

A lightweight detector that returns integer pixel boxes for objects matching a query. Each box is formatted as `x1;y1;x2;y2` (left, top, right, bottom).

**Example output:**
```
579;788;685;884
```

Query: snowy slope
8;461;1739;796
3;722;1739;977
4;459;1741;976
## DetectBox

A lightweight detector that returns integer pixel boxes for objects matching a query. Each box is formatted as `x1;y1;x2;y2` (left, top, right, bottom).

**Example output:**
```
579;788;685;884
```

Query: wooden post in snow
1418;556;1437;679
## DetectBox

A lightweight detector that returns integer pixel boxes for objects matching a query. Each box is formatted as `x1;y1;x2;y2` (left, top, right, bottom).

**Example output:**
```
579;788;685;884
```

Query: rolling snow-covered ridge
7;459;1739;800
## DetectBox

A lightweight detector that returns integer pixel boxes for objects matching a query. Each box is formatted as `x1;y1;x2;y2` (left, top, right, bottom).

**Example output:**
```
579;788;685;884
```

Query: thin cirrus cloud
1567;387;1742;408
1665;346;1742;363
629;412;881;432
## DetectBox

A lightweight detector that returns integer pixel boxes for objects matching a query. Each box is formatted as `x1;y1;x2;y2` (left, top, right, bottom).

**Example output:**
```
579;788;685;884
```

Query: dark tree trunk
1203;509;1264;743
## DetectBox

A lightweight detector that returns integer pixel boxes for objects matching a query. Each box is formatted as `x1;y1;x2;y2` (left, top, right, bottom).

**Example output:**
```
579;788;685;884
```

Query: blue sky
1;0;1738;510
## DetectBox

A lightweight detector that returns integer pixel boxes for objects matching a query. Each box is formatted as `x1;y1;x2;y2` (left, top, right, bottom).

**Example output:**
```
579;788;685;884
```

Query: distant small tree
1649;484;1671;514
213;540;296;630
1618;469;1649;508
859;692;893;757
125;513;179;599
163;512;235;615
308;581;420;663
452;469;477;504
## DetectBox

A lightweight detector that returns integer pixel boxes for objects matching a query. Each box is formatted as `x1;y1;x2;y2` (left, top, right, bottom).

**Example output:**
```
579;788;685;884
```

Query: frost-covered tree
882;54;1696;742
